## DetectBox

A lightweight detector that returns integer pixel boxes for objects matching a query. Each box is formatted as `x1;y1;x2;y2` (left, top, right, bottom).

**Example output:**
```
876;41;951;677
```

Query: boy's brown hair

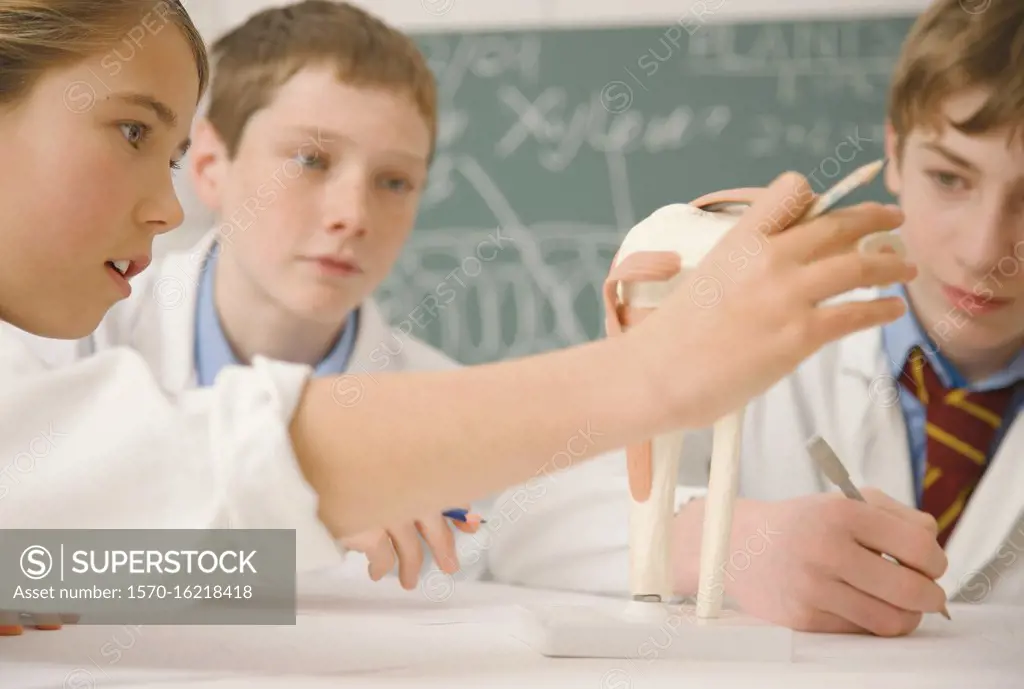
205;0;437;159
887;0;1024;155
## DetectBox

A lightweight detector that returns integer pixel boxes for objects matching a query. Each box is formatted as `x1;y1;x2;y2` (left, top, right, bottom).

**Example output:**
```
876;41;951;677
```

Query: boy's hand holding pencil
673;486;950;636
341;507;485;590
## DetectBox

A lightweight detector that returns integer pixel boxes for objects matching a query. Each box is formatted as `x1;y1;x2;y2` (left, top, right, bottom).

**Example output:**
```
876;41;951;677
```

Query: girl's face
0;23;200;338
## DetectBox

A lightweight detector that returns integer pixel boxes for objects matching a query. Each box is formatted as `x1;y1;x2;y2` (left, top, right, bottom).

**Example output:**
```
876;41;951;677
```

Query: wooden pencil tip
940;605;952;620
858;158;886;182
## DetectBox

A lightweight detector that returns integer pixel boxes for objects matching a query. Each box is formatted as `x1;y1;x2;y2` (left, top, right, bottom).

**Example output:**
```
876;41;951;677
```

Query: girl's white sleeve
0;327;342;572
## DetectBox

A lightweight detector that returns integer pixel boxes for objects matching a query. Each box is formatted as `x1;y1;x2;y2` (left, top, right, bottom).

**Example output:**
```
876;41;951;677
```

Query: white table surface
2;571;1022;689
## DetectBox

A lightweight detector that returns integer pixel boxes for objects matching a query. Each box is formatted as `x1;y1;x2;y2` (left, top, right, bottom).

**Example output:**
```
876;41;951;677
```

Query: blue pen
442;508;486;524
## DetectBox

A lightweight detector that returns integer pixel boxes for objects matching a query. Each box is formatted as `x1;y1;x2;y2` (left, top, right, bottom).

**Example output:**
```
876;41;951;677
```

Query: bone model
602;173;902;619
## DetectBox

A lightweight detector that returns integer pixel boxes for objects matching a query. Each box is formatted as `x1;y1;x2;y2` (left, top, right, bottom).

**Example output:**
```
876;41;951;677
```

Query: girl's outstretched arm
0;173;914;562
290;173;915;537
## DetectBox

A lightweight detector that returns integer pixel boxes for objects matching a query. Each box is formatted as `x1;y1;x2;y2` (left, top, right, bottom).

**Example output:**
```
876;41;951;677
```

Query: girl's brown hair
0;0;209;107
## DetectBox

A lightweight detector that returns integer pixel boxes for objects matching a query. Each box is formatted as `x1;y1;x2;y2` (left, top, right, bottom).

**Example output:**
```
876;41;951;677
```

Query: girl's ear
188;117;229;214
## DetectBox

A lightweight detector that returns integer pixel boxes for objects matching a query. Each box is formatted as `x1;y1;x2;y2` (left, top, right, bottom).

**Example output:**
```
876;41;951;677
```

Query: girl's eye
120;122;150;147
121;121;182;171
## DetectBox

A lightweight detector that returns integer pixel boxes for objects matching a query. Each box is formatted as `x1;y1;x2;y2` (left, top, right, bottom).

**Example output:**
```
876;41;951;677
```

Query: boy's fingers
389;524;424;590
843;541;947;614
788;606;867;635
861;487;939;535
452;519;480;534
417;516;459;574
358;531;396;581
448;507;482;534
816;578;923;637
853;507;948;581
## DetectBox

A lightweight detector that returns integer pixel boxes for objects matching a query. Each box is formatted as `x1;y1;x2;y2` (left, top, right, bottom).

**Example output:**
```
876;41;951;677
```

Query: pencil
442;508;486;524
805;435;952;621
802;159;887;221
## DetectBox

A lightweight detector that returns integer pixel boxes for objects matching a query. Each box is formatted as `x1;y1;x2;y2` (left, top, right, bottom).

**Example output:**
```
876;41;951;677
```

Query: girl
0;0;914;633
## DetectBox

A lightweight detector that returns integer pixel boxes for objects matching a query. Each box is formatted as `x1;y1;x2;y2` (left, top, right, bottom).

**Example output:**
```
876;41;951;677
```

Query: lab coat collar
134;229;397;392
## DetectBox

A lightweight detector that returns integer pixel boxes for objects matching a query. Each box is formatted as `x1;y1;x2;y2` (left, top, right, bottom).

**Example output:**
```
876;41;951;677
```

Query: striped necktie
897;347;1017;547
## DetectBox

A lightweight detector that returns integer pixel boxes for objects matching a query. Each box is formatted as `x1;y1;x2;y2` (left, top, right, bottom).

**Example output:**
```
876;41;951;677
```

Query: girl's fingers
805;297;909;350
789;203;905;263
746;172;816;236
797;251;917;305
709;173;812;259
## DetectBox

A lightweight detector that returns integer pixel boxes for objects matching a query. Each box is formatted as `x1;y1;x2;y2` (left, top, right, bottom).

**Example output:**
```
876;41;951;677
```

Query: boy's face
885;88;1024;357
193;66;431;326
0;23;198;338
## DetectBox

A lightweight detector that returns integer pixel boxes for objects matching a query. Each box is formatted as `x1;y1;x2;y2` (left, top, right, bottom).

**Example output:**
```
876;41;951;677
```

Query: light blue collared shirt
879;284;1024;505
193;242;359;387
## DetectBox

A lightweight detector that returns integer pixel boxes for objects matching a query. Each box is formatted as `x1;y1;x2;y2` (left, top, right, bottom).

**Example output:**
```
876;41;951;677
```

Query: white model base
514;601;793;662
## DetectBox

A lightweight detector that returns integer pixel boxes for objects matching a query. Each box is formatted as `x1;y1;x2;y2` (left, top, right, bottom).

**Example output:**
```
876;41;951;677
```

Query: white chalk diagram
374;154;625;365
373;25;900;365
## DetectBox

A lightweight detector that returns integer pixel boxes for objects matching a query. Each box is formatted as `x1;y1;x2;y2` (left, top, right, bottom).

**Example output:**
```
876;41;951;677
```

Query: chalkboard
372;15;917;365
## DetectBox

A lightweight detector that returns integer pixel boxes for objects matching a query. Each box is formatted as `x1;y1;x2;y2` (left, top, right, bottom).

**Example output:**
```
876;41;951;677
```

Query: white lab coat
504;287;1024;605
10;230;675;589
0;309;342;573
731;301;1024;606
